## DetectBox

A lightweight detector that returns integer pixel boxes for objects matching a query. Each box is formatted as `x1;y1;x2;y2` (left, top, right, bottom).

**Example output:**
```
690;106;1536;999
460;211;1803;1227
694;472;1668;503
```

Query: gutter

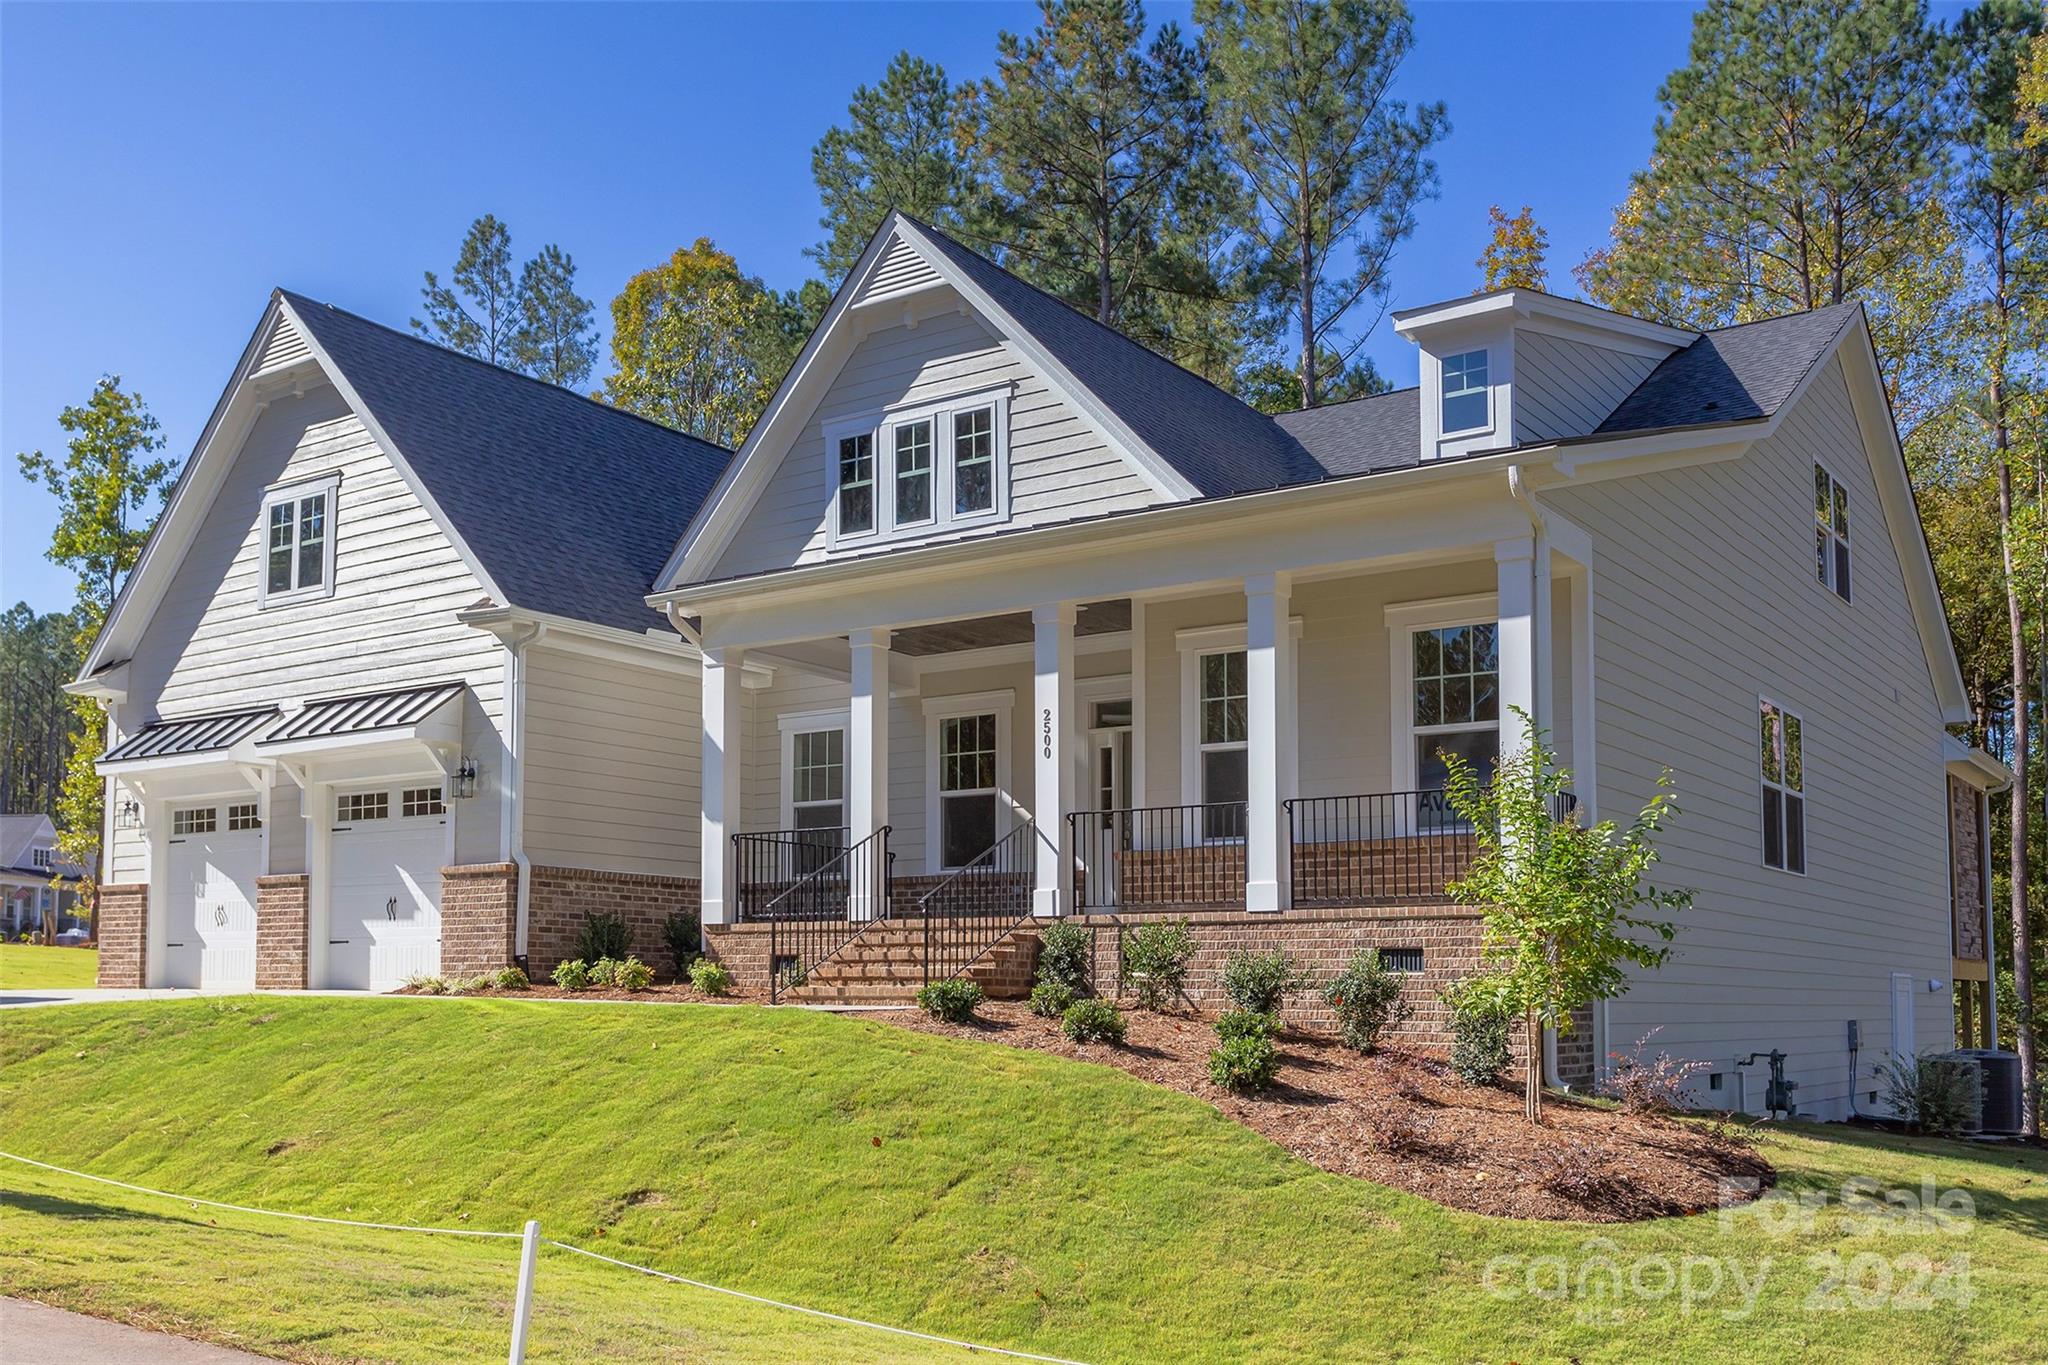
500;622;547;962
1508;461;1565;1092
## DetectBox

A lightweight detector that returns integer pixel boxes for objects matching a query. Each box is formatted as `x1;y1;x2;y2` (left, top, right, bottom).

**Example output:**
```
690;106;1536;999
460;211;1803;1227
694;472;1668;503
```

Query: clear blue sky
1;0;1715;616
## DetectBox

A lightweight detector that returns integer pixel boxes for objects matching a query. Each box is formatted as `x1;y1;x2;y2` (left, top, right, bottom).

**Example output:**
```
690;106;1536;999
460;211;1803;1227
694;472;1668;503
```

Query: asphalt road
0;1298;274;1363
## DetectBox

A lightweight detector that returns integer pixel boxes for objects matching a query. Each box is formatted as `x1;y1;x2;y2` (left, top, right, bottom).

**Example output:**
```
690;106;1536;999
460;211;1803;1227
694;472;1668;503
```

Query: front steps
781;918;1038;1005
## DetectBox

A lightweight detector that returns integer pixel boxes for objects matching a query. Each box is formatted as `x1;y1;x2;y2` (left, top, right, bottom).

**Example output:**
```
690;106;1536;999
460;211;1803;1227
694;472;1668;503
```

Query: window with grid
1814;464;1850;602
788;729;846;873
264;488;329;596
953;405;995;514
337;792;389;823
1441;350;1489;433
227;803;261;831
837;434;874;534
938;713;998;868
172;807;216;836
32;846;53;867
1199;650;1248;839
894;419;933;525
1411;622;1499;826
1760;699;1805;873
401;787;445;818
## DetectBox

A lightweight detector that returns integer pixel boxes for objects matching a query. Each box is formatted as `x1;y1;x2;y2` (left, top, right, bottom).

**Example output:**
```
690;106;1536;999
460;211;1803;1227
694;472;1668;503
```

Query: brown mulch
391;981;773;1005
885;1000;1774;1222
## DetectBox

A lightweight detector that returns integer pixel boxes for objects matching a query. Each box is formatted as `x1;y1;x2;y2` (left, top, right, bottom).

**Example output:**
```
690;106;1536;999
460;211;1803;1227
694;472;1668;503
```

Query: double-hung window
1814;464;1850;602
937;713;999;869
260;475;337;604
1197;650;1249;840
1441;350;1490;433
894;419;934;526
837;434;875;534
1760;699;1805;873
953;405;995;515
32;846;53;868
791;729;846;873
829;388;1008;544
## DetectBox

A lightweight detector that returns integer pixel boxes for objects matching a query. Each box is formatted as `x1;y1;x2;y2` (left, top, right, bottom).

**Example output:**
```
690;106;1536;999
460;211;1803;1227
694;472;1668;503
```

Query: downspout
663;603;703;649
503;622;547;964
1508;463;1564;1090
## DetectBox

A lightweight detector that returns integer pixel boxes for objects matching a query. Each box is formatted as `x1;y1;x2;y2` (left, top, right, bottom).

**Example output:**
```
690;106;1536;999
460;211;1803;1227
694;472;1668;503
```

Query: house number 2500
1042;708;1054;759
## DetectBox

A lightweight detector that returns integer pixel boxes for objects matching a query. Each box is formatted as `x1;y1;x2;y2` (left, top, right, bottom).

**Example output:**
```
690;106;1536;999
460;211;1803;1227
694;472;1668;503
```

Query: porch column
849;628;891;919
1494;538;1544;762
1245;573;1293;913
1032;603;1076;916
699;645;745;927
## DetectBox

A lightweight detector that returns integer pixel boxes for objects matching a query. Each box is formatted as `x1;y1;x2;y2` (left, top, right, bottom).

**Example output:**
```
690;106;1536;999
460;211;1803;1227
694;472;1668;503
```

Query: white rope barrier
0;1150;1096;1365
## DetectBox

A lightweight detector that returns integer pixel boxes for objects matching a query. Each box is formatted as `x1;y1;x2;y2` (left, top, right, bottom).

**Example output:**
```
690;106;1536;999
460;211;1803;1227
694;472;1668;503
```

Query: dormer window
828;386;1010;546
1441;350;1489;433
259;473;339;606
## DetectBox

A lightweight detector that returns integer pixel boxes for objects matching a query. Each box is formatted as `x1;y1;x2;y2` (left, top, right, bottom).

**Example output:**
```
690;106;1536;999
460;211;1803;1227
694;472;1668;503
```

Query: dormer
1393;290;1694;461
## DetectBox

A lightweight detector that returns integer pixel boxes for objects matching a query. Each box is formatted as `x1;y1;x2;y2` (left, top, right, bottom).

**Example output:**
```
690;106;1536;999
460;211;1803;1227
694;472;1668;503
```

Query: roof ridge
1274;385;1420;414
275;289;733;459
1698;299;1861;337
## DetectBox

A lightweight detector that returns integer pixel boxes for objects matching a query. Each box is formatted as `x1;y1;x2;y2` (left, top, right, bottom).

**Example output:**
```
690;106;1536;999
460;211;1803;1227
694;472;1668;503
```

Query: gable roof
280;294;730;633
1595;303;1860;436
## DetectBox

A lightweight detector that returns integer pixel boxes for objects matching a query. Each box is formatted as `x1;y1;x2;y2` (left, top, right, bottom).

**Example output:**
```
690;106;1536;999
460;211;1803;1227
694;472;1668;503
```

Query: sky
0;0;1718;617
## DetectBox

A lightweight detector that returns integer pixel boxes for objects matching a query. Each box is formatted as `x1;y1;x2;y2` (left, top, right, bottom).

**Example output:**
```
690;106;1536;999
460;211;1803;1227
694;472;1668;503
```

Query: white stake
508;1218;540;1364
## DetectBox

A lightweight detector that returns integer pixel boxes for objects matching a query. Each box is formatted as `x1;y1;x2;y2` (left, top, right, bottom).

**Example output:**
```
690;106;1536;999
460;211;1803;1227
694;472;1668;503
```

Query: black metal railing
917;820;1036;985
764;826;891;1003
1284;788;1581;908
1066;802;1248;912
733;827;847;922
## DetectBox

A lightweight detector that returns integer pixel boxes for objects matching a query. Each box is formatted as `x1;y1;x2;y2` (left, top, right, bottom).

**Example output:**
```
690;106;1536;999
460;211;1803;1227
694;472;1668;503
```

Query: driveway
0;1298;274;1362
0;989;218;1009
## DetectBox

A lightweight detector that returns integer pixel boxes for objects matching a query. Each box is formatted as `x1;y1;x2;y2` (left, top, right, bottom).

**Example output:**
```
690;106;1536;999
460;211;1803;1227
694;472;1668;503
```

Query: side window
1441;350;1489;433
261;478;336;603
1814;464;1850;602
937;713;999;869
1198;650;1249;840
1760;698;1805;873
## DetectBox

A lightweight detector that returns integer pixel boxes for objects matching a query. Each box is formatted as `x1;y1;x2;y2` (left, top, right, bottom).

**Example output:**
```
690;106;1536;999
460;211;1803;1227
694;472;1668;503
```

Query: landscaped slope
2;998;2043;1364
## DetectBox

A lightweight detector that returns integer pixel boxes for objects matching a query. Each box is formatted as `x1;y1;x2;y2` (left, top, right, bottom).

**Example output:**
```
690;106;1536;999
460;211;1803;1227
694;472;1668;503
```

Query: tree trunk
1525;1009;1544;1124
1995;441;2037;1135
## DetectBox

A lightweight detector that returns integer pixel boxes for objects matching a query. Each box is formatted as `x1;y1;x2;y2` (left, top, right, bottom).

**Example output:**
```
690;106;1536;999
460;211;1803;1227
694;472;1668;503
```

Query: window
172;807;216;836
953;405;995;515
227;803;261;831
1814;464;1851;602
790;729;846;840
894;419;933;525
336;792;389;824
1198;650;1249;840
261;478;336;602
1411;622;1499;824
1760;699;1805;873
401;787;445;818
31;846;53;868
1091;698;1132;729
1441;350;1489;433
837;434;874;534
938;712;999;869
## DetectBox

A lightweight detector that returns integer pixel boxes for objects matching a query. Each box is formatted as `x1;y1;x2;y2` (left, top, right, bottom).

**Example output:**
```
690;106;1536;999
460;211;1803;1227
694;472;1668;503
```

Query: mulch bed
886;1000;1774;1222
391;981;773;1005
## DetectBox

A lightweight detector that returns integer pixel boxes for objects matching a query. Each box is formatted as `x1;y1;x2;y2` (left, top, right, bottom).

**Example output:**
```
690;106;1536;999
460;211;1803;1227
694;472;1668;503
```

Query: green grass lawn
1;997;2043;1364
0;943;97;989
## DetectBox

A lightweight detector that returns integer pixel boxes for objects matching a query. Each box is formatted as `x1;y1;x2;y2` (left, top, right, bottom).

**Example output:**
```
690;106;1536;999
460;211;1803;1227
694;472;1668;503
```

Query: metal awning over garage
261;681;465;746
257;681;467;783
99;707;279;771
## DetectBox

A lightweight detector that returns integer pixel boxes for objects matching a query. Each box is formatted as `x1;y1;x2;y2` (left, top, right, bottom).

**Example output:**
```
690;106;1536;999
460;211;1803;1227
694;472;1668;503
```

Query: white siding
522;646;698;879
1513;329;1661;444
855;233;942;305
1545;358;1952;1117
712;311;1162;579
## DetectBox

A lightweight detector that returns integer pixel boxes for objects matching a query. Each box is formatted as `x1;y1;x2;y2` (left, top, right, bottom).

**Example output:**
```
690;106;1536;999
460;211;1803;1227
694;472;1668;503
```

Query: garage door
162;801;262;989
327;783;445;991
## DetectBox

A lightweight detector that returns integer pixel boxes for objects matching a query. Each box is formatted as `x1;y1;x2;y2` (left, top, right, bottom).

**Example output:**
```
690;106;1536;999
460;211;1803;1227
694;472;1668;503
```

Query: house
0;813;90;940
72;214;2005;1119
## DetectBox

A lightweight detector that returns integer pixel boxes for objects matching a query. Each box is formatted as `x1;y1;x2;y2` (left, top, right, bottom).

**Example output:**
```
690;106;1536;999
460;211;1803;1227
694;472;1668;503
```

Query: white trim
1393;287;1697;349
922;690;1015;872
255;471;341;609
1384;592;1501;795
776;708;851;833
824;381;1015;549
920;688;1017;717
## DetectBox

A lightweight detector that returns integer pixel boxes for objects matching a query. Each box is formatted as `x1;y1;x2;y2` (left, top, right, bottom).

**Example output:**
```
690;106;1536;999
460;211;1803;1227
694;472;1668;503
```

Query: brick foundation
440;863;520;979
255;875;310;989
526;865;700;977
97;883;147;987
1555;1002;1598;1091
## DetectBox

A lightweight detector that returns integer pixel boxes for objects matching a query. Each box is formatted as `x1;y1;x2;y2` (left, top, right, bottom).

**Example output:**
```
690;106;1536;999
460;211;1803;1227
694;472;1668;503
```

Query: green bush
1443;979;1513;1085
1879;1053;1980;1138
455;974;495;995
550;959;590;992
613;957;654;992
1036;919;1092;993
1220;948;1305;1015
1322;950;1412;1054
405;973;448;995
1214;1007;1277;1047
662;909;701;978
1061;998;1127;1044
587;957;626;988
493;966;529;991
1208;1033;1279;1092
574;910;630;965
1118;919;1195;1010
687;958;732;996
916;978;985;1023
1029;980;1077;1020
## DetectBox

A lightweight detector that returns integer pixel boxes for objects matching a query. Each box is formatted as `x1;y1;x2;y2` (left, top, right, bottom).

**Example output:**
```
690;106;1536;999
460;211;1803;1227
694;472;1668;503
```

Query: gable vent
253;314;314;374
855;233;943;307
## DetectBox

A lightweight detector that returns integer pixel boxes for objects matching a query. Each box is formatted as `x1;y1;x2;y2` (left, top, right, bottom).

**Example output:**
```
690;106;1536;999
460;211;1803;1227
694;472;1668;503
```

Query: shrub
551;959;590;992
662;909;702;978
1029;980;1077;1020
587;957;626;988
1214;1007;1277;1047
1443;979;1513;1085
1323;951;1412;1054
1118;919;1195;1010
1363;1106;1444;1156
687;958;732;996
405;973;448;995
613;957;654;992
916;978;985;1023
457;974;496;995
1598;1028;1709;1114
1877;1053;1980;1138
1036;919;1092;994
1208;1033;1279;1092
1061;998;1126;1044
493;966;530;991
1221;948;1305;1015
574;910;630;965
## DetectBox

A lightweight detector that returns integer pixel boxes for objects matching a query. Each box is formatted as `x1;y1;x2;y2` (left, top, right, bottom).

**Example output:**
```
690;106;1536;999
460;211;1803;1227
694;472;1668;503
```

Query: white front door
162;803;261;989
1083;725;1132;910
327;784;445;991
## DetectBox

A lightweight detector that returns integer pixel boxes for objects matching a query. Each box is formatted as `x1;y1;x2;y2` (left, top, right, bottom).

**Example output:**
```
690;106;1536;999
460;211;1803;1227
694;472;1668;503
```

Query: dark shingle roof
282;292;730;632
1595;303;1860;436
1271;389;1422;477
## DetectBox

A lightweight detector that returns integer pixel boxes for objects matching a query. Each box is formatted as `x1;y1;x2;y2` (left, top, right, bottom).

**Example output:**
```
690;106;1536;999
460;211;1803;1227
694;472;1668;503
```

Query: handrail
766;826;891;1003
1283;788;1578;908
1065;802;1247;911
916;820;1037;986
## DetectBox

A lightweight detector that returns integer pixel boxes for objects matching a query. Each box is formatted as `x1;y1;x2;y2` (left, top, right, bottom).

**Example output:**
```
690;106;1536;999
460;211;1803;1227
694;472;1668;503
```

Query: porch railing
916;819;1036;986
1284;789;1580;908
763;826;891;1002
733;827;847;922
1066;803;1247;912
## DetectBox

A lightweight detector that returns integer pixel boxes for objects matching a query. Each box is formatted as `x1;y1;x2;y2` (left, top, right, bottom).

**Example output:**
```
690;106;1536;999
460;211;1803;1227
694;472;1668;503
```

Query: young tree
413;214;520;365
1477;205;1549;291
15;378;176;927
1444;711;1692;1125
810;52;977;287
602;239;782;447
510;245;599;389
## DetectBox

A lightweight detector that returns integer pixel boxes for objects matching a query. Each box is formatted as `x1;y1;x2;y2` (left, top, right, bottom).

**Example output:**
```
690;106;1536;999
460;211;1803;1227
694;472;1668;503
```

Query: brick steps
782;919;1039;1004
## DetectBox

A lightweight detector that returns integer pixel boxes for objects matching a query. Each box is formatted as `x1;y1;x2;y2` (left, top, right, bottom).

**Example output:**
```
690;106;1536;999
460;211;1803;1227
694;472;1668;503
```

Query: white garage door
162;801;262;990
327;783;445;991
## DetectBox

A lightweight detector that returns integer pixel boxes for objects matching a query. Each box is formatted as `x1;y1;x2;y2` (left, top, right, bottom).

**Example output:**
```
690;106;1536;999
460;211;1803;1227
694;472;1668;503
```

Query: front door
1084;724;1132;909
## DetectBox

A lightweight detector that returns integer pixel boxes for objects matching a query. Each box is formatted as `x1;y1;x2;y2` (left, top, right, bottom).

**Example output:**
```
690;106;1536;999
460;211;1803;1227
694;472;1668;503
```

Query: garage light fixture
115;798;142;829
449;756;479;800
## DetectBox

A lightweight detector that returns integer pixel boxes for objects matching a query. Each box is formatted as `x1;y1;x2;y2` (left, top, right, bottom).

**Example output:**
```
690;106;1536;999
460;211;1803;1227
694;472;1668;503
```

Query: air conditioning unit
1946;1049;2023;1135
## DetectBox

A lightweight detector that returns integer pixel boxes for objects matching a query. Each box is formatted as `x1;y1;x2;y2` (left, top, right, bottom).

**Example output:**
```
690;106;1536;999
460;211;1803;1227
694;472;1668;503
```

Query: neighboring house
0;814;90;940
74;214;2005;1120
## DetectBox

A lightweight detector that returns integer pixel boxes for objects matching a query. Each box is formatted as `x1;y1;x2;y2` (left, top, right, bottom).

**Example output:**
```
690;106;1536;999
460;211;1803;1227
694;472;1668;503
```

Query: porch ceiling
889;598;1130;657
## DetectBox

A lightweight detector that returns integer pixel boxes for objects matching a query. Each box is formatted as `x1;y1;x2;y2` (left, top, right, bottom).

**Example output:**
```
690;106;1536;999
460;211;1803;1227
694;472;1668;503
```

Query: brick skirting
527;865;699;977
255;875;310;989
97;883;147;987
440;863;520;979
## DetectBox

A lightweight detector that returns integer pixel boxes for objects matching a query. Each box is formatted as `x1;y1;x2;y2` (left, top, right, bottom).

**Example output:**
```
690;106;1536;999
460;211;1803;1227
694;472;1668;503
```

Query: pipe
1509;463;1563;1090
663;603;703;648
502;622;547;962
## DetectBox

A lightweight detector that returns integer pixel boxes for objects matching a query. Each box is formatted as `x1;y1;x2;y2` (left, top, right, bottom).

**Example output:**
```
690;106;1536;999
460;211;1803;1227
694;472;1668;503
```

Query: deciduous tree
602;239;783;447
1477;205;1548;291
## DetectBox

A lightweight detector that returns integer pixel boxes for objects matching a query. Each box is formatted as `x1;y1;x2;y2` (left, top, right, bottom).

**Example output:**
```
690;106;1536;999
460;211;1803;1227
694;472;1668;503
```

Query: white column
849;629;891;918
1032;603;1077;916
698;646;744;927
1495;539;1538;764
304;782;330;987
1245;573;1292;912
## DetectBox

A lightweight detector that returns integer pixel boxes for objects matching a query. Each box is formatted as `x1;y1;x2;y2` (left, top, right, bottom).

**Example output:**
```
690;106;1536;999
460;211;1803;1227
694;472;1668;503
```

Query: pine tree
1477;205;1549;291
414;215;520;365
510;245;599;388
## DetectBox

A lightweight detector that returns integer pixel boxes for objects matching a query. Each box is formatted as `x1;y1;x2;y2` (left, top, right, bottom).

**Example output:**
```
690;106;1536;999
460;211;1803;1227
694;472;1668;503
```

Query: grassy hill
2;996;2043;1363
